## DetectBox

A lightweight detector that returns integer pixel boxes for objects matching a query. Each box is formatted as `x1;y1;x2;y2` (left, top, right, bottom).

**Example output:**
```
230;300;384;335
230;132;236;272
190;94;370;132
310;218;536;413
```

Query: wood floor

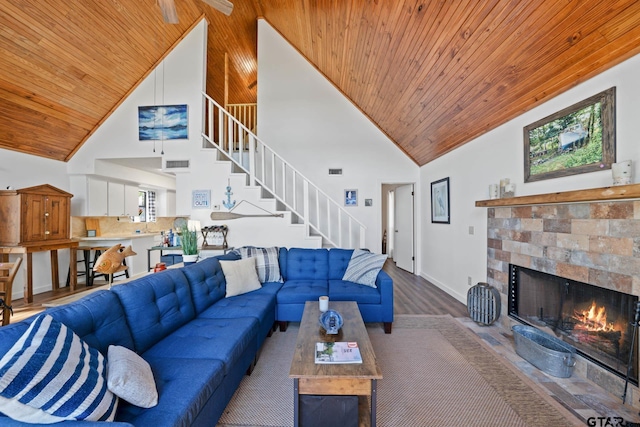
383;259;468;317
8;259;468;324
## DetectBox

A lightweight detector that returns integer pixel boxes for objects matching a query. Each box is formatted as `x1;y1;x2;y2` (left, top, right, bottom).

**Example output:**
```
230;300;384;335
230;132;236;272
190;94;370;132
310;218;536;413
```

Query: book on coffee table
315;342;363;364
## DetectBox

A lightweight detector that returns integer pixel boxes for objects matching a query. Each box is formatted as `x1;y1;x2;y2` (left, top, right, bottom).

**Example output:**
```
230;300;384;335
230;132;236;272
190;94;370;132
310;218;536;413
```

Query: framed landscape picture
431;177;450;224
523;87;616;182
138;104;188;140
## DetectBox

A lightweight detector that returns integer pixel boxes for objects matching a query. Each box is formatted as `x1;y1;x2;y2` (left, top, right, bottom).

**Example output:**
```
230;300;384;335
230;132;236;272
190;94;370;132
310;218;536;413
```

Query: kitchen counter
74;232;161;241
73;234;162;277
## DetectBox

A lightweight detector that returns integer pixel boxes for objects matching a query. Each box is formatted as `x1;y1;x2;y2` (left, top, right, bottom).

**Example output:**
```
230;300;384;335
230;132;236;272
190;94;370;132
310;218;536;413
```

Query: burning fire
573;301;615;332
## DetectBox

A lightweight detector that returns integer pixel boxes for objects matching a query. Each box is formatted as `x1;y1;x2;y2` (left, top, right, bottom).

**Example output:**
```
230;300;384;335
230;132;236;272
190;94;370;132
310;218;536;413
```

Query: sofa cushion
233;246;284;283
328;280;382;304
286;248;329;281
41;290;135;354
142;317;258;376
276;280;329;304
220;258;262;297
116;357;225;427
0;314;118;423
107;345;158;409
112;269;195;354
342;249;387;288
182;255;238;315
328;248;354;279
199;292;275;324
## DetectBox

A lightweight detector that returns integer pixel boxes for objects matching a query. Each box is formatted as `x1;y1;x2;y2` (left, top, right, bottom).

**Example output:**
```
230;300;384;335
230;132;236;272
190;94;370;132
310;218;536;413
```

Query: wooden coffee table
289;301;382;427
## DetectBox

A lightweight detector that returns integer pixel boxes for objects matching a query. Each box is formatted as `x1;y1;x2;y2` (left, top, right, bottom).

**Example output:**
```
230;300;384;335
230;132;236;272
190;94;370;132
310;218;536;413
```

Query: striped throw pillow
0;314;118;423
342;249;387;288
233;246;283;283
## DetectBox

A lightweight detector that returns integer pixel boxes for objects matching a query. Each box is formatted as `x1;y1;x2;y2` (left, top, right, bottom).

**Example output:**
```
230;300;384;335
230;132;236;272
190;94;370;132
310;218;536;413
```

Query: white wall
67;19;208;178
420;53;640;303
256;19;420;254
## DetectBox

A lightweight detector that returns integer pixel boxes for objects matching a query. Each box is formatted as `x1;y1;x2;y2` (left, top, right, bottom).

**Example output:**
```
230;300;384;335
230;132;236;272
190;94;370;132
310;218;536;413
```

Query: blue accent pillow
0;314;118;423
342;249;387;288
233;246;284;283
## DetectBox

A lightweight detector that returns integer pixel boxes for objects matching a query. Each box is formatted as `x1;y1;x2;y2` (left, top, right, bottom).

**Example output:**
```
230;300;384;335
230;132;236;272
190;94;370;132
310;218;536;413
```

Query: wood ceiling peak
0;0;639;166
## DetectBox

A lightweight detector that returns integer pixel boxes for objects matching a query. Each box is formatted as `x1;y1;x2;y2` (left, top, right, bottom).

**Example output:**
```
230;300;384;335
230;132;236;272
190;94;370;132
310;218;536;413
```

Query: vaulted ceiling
1;1;640;166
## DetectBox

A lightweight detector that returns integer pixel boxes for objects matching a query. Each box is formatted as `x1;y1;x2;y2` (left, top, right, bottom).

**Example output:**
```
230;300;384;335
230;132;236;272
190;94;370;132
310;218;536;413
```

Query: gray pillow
342;249;387;288
107;345;158;408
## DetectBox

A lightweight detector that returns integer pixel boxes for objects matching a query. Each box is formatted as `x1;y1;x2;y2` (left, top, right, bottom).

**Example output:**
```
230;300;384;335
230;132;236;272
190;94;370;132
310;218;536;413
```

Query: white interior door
394;184;414;273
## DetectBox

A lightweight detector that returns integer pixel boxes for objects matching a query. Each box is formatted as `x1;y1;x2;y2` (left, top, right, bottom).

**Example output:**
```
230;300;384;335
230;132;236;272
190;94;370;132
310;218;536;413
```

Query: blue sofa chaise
0;247;392;426
275;248;394;334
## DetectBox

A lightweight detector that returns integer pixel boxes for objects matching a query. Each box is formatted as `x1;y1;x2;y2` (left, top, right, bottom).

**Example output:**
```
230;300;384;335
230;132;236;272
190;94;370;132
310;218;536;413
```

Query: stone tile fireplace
509;263;638;383
483;195;640;406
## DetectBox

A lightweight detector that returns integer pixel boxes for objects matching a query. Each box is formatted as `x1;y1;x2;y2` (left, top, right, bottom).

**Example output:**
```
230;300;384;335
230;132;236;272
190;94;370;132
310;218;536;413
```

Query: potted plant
179;224;199;265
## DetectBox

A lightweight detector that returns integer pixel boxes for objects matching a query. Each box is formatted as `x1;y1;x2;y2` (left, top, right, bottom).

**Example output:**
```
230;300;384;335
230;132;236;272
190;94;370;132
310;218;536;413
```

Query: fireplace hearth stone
513;324;577;377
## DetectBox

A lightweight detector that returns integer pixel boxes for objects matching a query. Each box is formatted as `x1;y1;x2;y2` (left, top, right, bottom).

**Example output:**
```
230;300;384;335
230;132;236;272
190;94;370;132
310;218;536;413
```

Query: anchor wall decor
222;179;236;210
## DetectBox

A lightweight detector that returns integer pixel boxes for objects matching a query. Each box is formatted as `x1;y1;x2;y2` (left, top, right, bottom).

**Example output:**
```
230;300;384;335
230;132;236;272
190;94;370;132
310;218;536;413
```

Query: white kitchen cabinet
107;182;124;216
107;183;138;216
87;178;108;216
124;185;139;217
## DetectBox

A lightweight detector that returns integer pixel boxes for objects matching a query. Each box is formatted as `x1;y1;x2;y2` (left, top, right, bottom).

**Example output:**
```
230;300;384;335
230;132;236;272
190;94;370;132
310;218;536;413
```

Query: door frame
381;182;415;273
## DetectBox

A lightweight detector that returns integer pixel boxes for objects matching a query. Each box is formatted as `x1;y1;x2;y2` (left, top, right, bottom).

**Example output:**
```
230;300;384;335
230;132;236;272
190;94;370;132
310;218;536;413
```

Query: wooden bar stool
0;257;22;326
66;246;112;287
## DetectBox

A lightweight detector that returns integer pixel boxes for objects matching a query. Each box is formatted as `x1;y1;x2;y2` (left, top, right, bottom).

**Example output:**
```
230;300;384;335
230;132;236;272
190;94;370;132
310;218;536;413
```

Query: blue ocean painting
138;104;188;140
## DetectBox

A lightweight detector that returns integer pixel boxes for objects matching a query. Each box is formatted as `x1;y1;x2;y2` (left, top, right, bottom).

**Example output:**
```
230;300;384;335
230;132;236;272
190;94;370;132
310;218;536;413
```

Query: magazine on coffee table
315;342;362;364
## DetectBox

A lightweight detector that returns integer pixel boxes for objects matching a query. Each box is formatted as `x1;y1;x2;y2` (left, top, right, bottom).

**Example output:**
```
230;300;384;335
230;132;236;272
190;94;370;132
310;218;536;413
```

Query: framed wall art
138;104;189;140
431;177;450;224
344;189;358;206
524;87;616;182
192;189;211;209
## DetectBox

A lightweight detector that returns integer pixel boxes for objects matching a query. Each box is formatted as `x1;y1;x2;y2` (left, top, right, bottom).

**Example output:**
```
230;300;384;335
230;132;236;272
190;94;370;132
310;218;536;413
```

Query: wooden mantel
475;183;640;207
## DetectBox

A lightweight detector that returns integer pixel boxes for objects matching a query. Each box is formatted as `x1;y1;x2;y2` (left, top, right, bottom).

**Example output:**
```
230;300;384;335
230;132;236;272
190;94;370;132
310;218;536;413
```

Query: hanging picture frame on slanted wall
523;87;616;182
431;177;450;224
138;104;188;140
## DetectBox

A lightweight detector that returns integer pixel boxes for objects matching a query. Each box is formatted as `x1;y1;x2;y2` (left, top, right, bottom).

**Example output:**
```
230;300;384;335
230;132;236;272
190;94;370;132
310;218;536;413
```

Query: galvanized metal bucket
512;324;577;378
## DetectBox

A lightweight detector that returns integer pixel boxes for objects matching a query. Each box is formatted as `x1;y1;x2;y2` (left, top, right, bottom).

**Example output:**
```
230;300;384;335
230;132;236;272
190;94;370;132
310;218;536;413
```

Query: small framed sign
192;189;211;209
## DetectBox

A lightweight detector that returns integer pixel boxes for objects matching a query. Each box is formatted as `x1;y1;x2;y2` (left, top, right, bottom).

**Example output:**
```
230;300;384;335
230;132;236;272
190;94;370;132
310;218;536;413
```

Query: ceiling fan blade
201;0;233;16
158;0;179;24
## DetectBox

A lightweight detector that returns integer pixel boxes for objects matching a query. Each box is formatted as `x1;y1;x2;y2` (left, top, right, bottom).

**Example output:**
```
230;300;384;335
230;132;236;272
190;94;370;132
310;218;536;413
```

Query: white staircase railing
202;93;366;248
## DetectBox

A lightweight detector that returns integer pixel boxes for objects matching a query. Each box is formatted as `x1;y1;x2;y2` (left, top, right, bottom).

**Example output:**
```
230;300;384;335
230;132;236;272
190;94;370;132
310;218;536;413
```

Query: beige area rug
216;315;583;427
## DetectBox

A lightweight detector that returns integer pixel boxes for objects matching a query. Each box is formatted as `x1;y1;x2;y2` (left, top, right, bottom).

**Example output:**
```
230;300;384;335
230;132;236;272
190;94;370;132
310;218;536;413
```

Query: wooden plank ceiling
1;0;640;166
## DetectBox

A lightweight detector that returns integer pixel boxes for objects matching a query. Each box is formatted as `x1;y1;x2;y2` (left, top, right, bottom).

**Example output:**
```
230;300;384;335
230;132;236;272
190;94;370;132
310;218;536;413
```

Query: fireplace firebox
509;264;639;384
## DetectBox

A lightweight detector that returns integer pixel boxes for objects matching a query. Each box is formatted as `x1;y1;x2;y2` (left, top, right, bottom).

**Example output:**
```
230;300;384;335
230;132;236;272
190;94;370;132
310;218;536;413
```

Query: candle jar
489;184;499;199
612;160;632;185
503;183;516;198
499;178;510;198
319;296;329;312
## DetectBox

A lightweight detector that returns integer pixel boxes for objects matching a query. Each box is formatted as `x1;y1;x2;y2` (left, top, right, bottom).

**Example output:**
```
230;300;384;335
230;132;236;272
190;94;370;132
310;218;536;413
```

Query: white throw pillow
221;257;262;297
342;249;387;288
0;314;118;423
107;345;158;408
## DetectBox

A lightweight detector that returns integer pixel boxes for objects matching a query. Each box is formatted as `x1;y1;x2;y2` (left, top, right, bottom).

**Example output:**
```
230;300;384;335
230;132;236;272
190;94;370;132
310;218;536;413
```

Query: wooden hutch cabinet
0;185;71;245
0;184;78;303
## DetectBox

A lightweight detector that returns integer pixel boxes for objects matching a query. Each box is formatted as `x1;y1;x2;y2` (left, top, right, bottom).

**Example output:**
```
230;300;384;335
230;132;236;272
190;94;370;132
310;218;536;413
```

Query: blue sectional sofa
0;247;393;426
276;248;394;334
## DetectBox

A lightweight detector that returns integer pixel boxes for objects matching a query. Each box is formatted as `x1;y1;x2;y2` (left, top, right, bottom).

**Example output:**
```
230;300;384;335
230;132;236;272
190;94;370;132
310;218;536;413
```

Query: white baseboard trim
419;271;467;305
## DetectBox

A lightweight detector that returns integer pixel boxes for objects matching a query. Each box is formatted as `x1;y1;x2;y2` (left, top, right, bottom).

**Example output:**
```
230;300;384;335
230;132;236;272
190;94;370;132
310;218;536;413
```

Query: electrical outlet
468;226;474;235
468;276;472;286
